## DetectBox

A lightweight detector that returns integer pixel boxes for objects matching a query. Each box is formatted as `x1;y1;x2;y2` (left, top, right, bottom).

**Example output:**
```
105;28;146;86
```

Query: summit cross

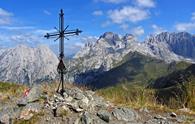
44;9;82;96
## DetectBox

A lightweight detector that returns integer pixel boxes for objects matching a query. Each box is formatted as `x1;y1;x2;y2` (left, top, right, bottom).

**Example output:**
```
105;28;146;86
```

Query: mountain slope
151;64;195;89
0;45;58;85
87;52;190;89
67;32;145;83
148;64;195;109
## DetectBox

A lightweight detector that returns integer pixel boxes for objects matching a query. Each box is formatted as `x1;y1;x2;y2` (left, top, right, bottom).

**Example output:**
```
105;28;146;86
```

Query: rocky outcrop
146;32;195;63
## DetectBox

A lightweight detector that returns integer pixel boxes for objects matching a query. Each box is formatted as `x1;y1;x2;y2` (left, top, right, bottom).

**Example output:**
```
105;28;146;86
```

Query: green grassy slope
89;52;190;89
151;64;195;109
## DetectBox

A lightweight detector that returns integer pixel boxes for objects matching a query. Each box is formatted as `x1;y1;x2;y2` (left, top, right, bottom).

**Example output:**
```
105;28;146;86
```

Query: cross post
44;9;82;96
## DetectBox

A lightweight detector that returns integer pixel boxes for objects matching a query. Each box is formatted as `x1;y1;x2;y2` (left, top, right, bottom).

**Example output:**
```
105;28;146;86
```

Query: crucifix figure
44;9;82;96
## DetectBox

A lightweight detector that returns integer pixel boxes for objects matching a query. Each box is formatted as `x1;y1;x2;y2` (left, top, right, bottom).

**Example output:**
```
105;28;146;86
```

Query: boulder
76;112;107;124
74;92;85;100
112;108;139;122
80;112;93;124
67;101;84;112
17;85;41;106
92;96;109;109
97;110;111;122
26;85;41;102
17;98;28;107
19;103;41;120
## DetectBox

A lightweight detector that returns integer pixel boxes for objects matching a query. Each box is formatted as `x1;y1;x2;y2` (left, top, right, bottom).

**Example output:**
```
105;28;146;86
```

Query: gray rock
170;112;177;118
80;112;93;124
26;85;42;102
63;92;69;98
65;96;73;102
19;103;41;120
67;101;84;112
17;98;28;107
0;107;20;124
145;118;177;124
81;96;89;105
66;88;83;97
84;91;94;101
92;96;109;109
0;113;10;124
97;110;111;122
78;100;88;110
54;94;65;102
112;108;139;122
74;92;85;100
17;85;41;107
76;112;107;124
154;115;167;120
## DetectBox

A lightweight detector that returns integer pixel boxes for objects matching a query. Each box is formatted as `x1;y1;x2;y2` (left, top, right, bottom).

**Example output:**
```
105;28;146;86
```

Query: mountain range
0;31;195;86
67;32;195;85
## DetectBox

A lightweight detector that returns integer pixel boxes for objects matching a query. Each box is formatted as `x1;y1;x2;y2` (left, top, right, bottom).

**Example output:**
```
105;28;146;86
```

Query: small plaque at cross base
44;9;82;97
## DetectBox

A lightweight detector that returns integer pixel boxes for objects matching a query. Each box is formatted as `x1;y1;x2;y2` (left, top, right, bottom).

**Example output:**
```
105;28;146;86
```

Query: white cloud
0;8;13;25
34;29;56;35
101;21;111;27
191;12;195;21
119;23;129;30
0;26;98;56
0;33;42;47
131;26;144;36
175;22;195;32
0;26;35;30
0;8;12;16
135;0;155;8
152;24;166;34
108;6;149;24
74;42;85;47
174;12;195;32
95;0;127;4
92;10;103;16
43;10;51;15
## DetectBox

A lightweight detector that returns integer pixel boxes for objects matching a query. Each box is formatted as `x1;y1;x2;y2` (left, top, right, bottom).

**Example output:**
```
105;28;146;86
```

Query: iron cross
44;9;82;96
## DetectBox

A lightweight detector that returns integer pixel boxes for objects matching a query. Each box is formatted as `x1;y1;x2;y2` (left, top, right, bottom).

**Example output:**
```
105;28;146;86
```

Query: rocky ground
0;84;195;124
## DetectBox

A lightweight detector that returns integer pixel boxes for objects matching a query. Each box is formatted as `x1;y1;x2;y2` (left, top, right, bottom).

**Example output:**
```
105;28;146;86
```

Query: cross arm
64;29;82;36
44;32;60;39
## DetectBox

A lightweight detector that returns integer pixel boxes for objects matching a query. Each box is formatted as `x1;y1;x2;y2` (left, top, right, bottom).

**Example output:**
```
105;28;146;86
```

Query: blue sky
0;0;195;55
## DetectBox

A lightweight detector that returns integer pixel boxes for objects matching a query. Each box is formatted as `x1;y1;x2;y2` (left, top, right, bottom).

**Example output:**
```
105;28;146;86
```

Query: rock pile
45;87;140;124
0;85;193;124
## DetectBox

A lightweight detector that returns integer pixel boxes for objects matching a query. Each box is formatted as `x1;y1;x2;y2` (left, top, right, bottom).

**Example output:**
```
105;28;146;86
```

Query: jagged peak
147;31;195;44
151;31;193;38
122;33;135;41
99;32;120;41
